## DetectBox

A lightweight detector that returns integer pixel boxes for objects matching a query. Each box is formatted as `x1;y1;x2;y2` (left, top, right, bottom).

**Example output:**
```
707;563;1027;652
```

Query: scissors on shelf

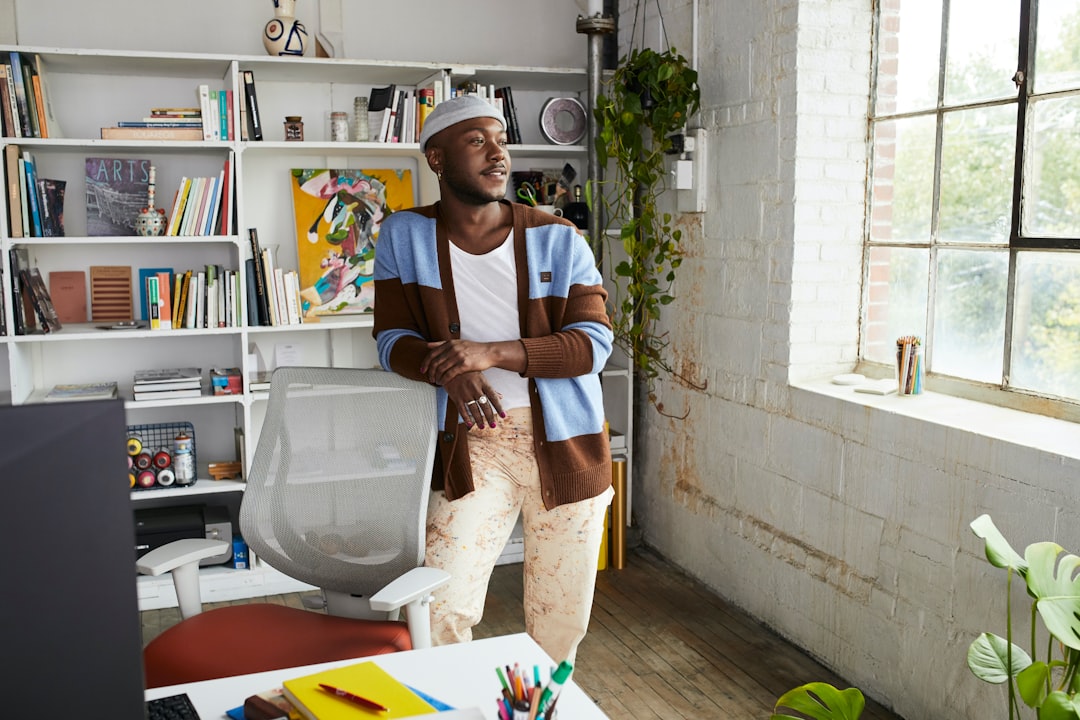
516;181;539;206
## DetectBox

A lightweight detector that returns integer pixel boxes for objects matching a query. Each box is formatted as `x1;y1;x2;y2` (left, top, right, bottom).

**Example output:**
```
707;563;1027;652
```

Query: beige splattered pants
425;407;613;664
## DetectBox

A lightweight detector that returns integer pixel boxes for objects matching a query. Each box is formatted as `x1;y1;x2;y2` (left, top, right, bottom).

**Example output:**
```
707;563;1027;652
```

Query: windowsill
793;378;1080;462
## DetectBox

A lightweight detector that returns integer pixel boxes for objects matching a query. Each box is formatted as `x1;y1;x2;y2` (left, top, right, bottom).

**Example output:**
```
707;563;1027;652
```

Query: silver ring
477;396;488;405
466;400;479;406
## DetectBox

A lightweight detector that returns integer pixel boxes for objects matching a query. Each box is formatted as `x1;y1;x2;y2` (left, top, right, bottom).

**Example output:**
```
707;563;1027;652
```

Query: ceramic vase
134;165;166;237
263;0;308;57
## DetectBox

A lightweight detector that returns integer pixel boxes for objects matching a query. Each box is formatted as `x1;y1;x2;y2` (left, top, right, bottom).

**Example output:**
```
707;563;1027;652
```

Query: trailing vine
593;46;701;396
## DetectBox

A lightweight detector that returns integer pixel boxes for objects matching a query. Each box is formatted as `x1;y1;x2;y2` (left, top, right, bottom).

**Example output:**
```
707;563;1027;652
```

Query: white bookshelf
0;44;627;604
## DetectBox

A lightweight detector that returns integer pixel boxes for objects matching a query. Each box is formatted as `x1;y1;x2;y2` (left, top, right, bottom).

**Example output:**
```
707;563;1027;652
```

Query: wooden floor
141;547;906;719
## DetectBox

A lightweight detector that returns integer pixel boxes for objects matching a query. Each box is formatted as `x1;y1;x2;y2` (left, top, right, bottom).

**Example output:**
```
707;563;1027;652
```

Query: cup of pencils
496;661;567;720
896;335;924;396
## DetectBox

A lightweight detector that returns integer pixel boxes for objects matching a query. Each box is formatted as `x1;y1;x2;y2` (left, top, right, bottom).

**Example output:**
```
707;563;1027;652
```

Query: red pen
318;683;389;712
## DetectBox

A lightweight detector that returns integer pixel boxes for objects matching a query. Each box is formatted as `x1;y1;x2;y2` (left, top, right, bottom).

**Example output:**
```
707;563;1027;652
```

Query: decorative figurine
134;164;167;237
263;0;308;57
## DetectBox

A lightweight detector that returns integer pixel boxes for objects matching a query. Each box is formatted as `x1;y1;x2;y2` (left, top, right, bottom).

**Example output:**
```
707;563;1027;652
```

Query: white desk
145;633;609;719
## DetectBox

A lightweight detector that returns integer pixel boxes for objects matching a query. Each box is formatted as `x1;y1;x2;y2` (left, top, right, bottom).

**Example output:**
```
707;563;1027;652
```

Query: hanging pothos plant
593;46;701;398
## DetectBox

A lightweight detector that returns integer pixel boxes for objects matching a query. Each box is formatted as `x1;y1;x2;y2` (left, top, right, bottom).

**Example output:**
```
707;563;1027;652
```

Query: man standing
373;95;613;663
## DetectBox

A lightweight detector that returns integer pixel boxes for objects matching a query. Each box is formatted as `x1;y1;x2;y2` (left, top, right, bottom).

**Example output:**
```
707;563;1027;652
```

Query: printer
134;504;233;566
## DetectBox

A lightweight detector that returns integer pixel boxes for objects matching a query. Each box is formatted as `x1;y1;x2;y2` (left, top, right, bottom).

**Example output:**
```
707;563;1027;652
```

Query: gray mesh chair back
240;366;437;618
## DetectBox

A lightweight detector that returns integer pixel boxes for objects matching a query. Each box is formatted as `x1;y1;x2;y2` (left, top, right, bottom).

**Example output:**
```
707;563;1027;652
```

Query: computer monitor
0;399;146;718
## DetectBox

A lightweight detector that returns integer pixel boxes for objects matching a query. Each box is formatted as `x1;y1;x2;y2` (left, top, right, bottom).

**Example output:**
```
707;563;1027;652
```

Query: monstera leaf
971;514;1028;573
967;632;1032;683
1025;541;1080;651
772;682;865;720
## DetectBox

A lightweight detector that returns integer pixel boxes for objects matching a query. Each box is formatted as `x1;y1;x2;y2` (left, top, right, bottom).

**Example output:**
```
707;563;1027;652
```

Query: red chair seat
143;603;412;688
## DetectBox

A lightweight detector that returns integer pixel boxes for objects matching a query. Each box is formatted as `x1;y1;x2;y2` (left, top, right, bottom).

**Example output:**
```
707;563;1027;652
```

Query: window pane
870;116;936;243
944;0;1020;105
863;246;929;364
876;0;942;114
938;105;1016;244
1024;95;1080;237
1010;252;1080;398
932;249;1007;383
1033;0;1080;93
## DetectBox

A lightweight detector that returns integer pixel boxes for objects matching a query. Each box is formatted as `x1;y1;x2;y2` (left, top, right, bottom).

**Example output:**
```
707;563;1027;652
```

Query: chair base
143;603;412;688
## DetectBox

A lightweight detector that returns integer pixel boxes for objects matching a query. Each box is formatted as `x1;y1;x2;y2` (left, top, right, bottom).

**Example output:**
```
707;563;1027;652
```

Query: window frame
862;0;1080;421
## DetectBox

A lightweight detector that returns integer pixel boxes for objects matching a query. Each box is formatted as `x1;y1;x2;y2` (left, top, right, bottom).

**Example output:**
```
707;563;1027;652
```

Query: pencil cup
895;337;924;396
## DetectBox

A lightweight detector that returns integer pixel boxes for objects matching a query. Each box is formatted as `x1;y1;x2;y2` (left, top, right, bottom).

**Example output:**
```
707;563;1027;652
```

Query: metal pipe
576;13;615;263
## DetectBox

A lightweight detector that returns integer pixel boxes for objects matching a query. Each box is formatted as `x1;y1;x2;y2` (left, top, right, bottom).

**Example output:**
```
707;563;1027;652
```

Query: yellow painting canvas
289;168;414;316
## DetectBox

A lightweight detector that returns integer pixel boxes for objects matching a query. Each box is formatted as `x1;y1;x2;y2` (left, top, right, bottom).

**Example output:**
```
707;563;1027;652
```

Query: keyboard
145;693;201;720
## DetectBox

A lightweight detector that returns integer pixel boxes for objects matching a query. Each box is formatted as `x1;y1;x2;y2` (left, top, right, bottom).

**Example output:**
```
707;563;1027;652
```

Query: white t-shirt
448;230;531;410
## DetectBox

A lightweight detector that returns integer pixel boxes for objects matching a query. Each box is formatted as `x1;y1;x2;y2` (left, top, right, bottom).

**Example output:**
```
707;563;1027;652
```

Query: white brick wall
629;1;1080;719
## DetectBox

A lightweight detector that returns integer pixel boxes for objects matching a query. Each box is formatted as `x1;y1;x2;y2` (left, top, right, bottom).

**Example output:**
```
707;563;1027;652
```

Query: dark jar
284;115;304;141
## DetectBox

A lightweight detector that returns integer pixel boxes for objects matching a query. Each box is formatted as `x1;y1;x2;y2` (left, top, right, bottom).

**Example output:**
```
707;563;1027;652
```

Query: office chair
139;367;449;688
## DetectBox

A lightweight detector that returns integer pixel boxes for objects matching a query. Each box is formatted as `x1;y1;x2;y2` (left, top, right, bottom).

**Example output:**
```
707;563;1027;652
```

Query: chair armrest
136;538;230;576
370;566;450;650
369;566;451;612
136;538;230;620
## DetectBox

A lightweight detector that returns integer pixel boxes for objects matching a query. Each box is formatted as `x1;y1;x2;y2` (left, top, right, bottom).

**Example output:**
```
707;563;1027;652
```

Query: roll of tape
153;449;172;469
156;468;176;486
135;452;153;471
539;97;586;146
127;436;143;456
137;470;156;488
129;472;136;489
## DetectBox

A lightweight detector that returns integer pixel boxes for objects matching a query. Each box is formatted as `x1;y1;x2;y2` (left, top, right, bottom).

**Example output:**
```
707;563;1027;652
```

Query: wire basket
126;421;197;491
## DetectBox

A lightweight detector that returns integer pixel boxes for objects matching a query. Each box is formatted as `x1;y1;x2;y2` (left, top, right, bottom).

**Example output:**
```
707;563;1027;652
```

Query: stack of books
101;105;205;141
132;367;203;402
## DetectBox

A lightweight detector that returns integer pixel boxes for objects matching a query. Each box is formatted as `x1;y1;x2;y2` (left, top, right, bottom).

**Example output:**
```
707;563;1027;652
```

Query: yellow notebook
281;661;436;719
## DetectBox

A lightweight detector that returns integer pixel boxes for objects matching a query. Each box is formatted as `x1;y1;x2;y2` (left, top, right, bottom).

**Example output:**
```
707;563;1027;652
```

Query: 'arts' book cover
85;157;151;236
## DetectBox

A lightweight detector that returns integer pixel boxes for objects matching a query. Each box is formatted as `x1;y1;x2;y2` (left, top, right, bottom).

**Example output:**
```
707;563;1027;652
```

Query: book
0;64;16;138
89;265;133;321
367;84;395;143
133;367;202;391
242;70;263;141
32;53;63;139
8;247;36;333
99;126;203;141
23;267;62;333
39;177;65;236
116;120;202;127
156;270;172;329
4;143;22;237
31;73;47;138
138;267;172;321
133;387;203;401
248;228;271;325
8;51;31;137
85;157;151;236
44;381;118;402
289;168;413;317
280;661;436;720
21;150;43;236
145;275;160;329
165;177;191;236
48;270;87;324
197;83;214;140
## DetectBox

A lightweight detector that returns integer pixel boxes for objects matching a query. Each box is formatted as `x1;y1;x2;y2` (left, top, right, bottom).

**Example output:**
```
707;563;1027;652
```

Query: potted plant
772;682;865;719
968;514;1080;719
592;46;701;395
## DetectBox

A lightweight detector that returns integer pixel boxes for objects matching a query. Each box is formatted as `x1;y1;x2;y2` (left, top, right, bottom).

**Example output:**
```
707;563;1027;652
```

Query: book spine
21;269;50;332
100;126;203;140
197;83;214;140
0;65;14;138
22;151;43;237
247;228;270;326
243;71;263;141
4;144;22;238
2;61;20;138
31;73;47;138
171;272;183;329
156;271;172;329
218;89;228;140
146;275;160;329
8;53;32;137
